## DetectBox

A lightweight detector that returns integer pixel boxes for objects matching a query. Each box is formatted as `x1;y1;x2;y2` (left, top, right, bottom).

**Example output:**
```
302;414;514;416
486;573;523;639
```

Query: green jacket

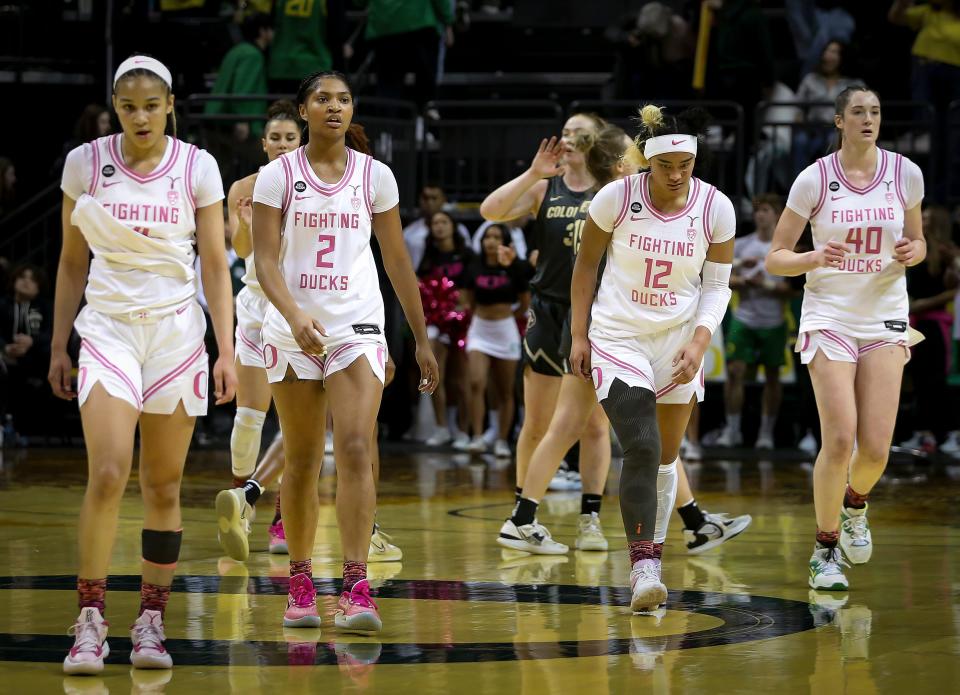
359;0;454;41
269;0;332;81
205;42;269;135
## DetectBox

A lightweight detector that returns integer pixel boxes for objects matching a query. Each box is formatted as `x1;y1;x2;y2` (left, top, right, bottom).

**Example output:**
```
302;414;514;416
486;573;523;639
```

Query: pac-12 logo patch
828;181;840;192
294;181;307;193
687;228;697;240
102;164;115;177
351;197;361;211
630;202;642;213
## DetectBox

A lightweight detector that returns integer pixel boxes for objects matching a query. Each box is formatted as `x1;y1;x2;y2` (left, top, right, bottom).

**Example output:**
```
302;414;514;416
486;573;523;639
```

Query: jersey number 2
316;234;335;268
643;258;672;289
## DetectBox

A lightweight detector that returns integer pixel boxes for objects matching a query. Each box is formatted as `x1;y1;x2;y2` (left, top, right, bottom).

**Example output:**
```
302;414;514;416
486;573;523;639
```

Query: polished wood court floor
0;445;957;694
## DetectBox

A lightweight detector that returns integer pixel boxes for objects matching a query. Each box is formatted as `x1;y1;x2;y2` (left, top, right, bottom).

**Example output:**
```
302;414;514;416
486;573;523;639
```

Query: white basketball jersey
588;173;736;338
786;149;924;340
61;134;224;317
254;146;399;351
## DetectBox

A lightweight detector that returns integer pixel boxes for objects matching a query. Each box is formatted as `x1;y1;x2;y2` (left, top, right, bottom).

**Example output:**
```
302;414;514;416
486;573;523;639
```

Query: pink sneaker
130;609;172;669
334;579;382;634
283;573;320;628
269;521;288;554
63;607;110;674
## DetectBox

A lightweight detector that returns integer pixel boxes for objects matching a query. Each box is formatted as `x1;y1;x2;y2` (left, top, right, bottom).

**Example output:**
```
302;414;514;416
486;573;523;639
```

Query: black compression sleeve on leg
600;378;661;543
142;529;183;566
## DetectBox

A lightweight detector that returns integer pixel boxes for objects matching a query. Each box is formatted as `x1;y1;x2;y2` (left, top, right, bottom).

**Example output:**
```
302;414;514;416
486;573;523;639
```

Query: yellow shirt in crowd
905;5;960;67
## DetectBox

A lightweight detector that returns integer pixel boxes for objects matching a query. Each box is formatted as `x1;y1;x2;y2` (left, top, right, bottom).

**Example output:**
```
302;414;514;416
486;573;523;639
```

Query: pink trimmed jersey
786;149;924;341
587;173;736;339
252;147;400;352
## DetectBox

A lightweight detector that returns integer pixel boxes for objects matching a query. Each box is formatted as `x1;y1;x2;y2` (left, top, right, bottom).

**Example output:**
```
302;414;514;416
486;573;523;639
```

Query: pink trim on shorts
810;158;828;218
298;146;355;196
612;175;633;230
237;329;261;355
302;351;326;371
183;144;199;210
894;153;907;209
109;134;181;183
280;153;294;215
859;340;901;357
819;329;858;361
362;155;373;217
589;341;655;392
702;185;717;244
141;344;205;402
641;173;701;223
81;339;142;408
323;342;359;375
656;382;679;398
831;150;887;195
89;141;101;194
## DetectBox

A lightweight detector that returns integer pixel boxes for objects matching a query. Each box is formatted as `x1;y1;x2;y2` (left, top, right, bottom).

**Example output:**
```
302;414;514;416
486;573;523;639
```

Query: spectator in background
785;0;856;76
606;1;694;100
900;205;959;453
269;0;346;95
205;12;274;141
471;216;528;259
50;105;113;178
717;194;791;449
403;184;471;269
0;264;52;442
0;157;16;220
417;210;474;448
361;0;455;109
889;0;960;175
792;40;863;175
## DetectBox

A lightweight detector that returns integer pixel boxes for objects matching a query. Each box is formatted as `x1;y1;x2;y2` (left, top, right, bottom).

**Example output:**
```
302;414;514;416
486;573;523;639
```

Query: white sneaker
683;440;703;461
466;435;487;453
755;432;774;449
575;512;608;551
130;610;173;669
629;559;668;613
63;607;109;675
547;467;580;491
839;504;872;565
808;546;850;591
452;433;471;451
368;525;403;562
425;429;452;446
497;518;569;555
216;487;253;562
798;430;818;455
715;428;743;447
940;431;960;455
899;431;937;453
493;439;512;458
683;511;752;554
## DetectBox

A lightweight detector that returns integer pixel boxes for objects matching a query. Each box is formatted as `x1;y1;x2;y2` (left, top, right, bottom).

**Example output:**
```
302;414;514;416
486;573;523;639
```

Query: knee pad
654;458;679;543
231;407;267;478
142;529;183;567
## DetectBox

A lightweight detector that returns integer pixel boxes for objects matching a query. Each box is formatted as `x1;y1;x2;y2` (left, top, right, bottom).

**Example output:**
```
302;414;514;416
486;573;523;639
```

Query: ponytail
346;123;371;155
624;104;711;171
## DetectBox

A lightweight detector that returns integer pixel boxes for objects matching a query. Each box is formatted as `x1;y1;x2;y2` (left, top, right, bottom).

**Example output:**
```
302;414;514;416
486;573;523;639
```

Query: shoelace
581;514;602;535
818;549;850;576
842;515;868;542
631;563;661;585
67;621;103;655
132;621;165;651
346;584;378;610
289;577;315;607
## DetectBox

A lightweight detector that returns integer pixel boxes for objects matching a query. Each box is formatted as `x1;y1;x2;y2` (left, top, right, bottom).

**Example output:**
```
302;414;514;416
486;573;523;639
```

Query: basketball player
252;71;438;633
569;105;739;612
481;113;612;555
766;86;926;591
53;56;237;673
214;100;404;565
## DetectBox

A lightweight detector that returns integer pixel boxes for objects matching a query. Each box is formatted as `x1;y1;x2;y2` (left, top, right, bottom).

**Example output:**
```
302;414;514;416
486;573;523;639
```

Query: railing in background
751;101;937;201
421;100;565;204
0;181;62;269
568;100;745;205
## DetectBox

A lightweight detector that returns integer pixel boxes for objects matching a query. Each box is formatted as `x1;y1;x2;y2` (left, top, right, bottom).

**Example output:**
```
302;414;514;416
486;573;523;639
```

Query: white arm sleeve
61;144;91;200
695;261;733;335
192;149;225;208
371;160;400;213
587;178;624;233
900;156;925;209
252;158;286;209
785;163;821;219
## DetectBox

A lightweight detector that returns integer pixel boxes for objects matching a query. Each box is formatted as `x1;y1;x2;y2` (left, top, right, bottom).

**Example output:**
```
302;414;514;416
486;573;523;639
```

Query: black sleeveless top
464;258;531;306
528;176;593;304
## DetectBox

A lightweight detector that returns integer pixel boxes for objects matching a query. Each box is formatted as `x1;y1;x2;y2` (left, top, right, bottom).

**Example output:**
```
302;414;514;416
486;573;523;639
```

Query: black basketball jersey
529;176;593;304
